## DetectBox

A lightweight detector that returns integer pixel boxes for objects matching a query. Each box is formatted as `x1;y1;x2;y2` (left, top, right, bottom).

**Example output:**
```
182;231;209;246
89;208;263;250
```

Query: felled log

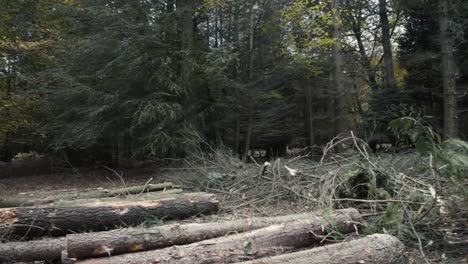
0;193;218;239
76;208;361;264
66;209;346;260
0;182;178;208
53;189;183;207
235;234;405;264
0;237;66;263
0;210;342;262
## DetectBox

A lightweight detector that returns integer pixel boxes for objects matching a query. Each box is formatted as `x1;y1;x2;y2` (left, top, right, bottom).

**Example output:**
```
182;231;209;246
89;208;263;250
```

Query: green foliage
321;208;346;241
338;168;392;200
365;203;414;240
437;139;468;179
281;0;335;72
389;116;440;154
390;112;468;179
43;1;198;159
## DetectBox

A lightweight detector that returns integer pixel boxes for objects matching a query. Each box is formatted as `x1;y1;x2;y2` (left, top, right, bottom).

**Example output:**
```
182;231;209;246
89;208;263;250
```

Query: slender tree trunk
243;112;253;161
331;0;348;136
249;4;255;80
243;4;256;161
379;0;397;91
439;0;457;138
179;0;195;84
234;116;241;155
353;27;378;91
305;79;314;146
214;7;219;47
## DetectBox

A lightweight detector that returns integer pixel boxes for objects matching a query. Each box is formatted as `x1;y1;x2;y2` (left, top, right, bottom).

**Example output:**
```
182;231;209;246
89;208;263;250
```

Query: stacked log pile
0;183;405;264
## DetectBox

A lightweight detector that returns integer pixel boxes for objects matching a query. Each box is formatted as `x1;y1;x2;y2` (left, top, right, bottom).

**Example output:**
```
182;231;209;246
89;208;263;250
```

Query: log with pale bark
0;193;218;239
53;189;183;207
76;208;361;264
0;182;178;208
66;209;348;260
235;234;405;264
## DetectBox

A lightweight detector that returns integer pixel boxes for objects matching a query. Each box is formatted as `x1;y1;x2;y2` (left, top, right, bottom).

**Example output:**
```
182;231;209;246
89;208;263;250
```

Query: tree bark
179;0;196;84
66;209;348;260
0;182;179;208
0;237;66;262
243;111;253;161
331;0;348;136
379;0;397;91
234;234;405;264
305;79;315;147
234;116;241;155
243;3;256;162
51;189;184;208
0;210;349;262
76;208;361;264
439;0;457;138
0;193;218;239
353;26;378;92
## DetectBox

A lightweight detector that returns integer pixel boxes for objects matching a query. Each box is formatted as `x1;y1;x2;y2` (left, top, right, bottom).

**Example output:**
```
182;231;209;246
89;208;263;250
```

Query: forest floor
0;148;466;263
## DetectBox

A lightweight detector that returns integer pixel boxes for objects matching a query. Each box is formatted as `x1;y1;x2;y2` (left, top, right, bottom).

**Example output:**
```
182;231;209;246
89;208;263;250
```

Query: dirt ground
0;168;160;198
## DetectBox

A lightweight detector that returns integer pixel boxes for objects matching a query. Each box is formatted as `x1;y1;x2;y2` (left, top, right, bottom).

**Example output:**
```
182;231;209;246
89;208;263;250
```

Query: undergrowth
162;125;467;263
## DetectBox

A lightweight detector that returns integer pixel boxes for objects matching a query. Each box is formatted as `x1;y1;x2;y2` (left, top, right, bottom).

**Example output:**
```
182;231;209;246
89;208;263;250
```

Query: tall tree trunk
243;112;253;161
234;116;241;155
379;0;397;91
179;0;195;84
305;79;314;146
243;4;256;161
248;4;255;80
332;0;348;136
439;0;457;138
353;27;378;91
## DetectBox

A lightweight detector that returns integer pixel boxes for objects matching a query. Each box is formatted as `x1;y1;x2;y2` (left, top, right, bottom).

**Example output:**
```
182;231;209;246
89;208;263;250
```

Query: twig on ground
102;165;130;196
139;177;154;195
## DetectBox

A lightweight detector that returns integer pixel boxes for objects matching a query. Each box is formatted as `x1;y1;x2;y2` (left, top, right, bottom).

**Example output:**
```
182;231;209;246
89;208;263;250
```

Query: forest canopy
0;0;467;165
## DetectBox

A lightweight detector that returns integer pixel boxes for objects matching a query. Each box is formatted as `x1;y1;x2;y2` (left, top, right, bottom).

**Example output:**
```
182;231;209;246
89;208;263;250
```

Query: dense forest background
1;0;467;166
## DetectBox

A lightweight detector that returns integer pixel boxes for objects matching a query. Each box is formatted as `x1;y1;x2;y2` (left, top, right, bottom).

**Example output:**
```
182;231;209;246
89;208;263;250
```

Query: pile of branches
167;133;466;262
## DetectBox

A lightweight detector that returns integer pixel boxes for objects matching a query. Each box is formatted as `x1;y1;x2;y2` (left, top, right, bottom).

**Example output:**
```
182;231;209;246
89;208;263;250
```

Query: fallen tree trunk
0;193;218;239
0;182;178;208
76;208;361;264
235;234;405;264
53;189;183;207
0;209;344;262
67;209;348;260
0;237;66;263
